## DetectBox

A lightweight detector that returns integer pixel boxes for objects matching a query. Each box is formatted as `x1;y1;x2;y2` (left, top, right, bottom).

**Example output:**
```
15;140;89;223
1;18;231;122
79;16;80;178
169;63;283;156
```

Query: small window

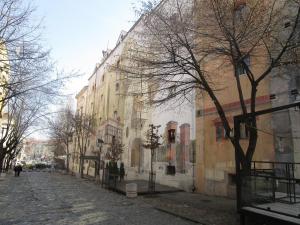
196;110;203;117
126;127;129;138
216;124;224;141
215;123;228;141
101;94;103;101
240;123;249;139
114;111;118;119
102;75;105;82
115;83;119;91
236;55;250;76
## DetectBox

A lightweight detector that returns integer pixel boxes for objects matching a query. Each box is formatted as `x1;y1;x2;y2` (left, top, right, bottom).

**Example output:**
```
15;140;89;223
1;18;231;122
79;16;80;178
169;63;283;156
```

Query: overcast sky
32;0;137;95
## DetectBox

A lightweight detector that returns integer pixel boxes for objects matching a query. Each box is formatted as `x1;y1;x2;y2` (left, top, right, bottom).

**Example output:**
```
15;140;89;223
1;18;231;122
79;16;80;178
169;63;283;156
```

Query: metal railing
101;168;119;190
241;161;300;209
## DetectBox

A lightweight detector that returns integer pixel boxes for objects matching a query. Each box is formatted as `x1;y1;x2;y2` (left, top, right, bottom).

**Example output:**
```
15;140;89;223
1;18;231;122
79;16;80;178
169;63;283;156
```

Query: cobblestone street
0;171;195;225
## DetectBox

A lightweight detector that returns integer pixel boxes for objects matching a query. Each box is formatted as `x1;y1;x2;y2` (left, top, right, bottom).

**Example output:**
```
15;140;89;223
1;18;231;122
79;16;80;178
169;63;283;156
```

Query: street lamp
96;138;104;183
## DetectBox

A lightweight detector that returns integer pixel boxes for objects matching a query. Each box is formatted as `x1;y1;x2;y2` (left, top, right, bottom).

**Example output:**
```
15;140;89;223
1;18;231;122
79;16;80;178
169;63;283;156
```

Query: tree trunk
66;144;69;173
80;155;84;178
5;157;11;172
0;155;5;174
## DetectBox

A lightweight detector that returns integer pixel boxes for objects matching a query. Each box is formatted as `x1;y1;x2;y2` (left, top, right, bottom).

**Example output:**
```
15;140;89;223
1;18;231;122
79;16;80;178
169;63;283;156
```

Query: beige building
194;0;300;197
70;18;196;190
70;31;129;177
194;1;274;197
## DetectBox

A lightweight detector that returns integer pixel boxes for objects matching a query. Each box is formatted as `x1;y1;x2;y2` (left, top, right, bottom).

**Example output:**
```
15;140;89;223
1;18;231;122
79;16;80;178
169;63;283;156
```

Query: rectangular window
215;123;228;141
237;55;250;76
216;123;224;141
240;123;249;139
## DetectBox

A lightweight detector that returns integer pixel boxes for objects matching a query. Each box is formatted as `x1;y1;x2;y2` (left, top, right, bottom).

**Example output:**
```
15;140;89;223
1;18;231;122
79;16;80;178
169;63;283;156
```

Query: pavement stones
141;192;240;225
0;172;194;225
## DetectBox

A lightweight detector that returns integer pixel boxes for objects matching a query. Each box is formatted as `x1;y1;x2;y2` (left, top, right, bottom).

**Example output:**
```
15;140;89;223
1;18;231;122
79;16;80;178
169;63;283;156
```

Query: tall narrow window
115;83;119;91
126;127;129;138
216;124;224;141
168;129;176;143
240;123;249;139
215;123;228;141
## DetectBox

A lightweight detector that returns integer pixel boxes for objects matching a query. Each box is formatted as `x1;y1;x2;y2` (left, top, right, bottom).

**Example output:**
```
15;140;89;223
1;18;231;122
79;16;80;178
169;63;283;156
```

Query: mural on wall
152;92;196;175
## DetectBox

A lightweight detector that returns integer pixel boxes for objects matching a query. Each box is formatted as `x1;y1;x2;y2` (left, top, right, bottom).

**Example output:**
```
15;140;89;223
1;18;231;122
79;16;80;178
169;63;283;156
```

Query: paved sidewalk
0;171;195;225
140;192;240;225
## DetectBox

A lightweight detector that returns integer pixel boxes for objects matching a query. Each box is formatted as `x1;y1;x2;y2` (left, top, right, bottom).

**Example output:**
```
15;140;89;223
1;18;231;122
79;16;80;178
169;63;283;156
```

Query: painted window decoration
168;129;176;143
151;90;196;174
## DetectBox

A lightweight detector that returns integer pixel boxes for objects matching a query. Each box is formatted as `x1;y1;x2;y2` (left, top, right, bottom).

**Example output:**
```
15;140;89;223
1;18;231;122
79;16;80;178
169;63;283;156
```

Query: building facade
70;0;300;196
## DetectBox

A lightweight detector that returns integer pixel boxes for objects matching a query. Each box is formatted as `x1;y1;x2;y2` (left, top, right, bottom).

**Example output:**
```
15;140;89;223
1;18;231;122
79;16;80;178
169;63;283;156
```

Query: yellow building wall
195;48;275;197
70;46;127;176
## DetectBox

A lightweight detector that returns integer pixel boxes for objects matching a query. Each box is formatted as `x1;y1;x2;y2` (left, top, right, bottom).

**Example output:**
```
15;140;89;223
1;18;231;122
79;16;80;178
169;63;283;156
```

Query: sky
31;0;137;96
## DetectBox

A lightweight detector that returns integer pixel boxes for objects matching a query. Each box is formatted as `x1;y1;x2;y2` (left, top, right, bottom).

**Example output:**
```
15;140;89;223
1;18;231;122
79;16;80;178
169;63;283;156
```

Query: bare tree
0;0;74;107
118;0;300;174
73;113;95;177
143;124;161;192
48;106;74;172
0;0;78;171
0;95;44;172
143;124;161;177
105;136;124;163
